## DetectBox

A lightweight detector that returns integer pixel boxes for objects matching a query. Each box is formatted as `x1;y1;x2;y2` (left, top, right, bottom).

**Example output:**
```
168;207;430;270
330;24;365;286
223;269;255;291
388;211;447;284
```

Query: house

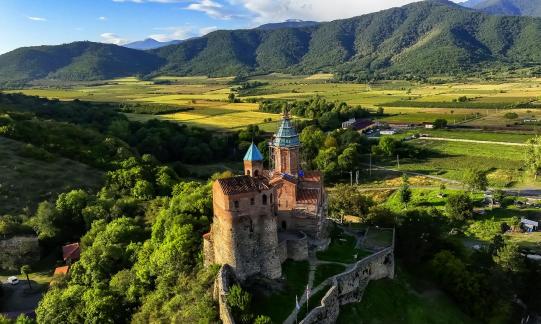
380;130;398;135
62;243;81;264
342;118;374;131
520;218;539;232
53;265;69;276
424;123;434;129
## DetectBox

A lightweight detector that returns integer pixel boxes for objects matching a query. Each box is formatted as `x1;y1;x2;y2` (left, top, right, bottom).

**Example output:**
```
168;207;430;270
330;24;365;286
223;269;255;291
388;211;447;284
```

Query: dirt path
416;136;527;146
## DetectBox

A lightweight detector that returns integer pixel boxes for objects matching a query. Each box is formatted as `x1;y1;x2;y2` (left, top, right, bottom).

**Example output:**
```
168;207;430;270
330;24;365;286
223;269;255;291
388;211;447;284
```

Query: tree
337;143;361;171
525;136;541;180
493;242;524;273
372;137;398;157
227;284;252;324
228;93;236;103
504;112;518;120
398;174;412;208
20;265;32;290
446;192;474;221
463;168;488;192
433;119;448;129
376;107;384;116
329;184;373;220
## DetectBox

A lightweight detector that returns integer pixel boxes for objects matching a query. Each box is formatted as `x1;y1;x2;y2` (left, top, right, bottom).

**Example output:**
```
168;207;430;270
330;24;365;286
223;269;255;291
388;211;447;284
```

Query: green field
337;268;476;324
0;137;103;214
5;75;541;131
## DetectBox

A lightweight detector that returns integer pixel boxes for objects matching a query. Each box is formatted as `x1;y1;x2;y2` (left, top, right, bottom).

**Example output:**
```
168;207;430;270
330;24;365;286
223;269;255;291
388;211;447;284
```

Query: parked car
7;276;19;285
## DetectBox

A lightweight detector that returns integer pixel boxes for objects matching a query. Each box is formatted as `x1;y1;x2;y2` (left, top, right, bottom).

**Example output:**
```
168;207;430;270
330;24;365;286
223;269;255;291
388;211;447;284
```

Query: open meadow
4;74;541;132
0;137;103;215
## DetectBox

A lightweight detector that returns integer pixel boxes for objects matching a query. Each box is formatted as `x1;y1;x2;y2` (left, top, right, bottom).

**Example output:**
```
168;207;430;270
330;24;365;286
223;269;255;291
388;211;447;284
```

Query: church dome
273;115;300;148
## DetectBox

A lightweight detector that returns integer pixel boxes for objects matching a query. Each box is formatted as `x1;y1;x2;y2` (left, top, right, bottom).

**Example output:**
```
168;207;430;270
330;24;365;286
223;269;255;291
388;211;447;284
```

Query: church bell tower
271;112;300;176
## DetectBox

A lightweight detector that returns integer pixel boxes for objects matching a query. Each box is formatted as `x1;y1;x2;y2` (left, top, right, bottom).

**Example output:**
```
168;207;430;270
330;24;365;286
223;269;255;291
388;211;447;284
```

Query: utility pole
369;153;372;176
355;170;359;185
349;171;353;186
397;154;400;169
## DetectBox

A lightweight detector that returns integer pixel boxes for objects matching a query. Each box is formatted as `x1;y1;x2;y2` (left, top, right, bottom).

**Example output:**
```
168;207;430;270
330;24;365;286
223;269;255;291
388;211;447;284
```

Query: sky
0;0;465;54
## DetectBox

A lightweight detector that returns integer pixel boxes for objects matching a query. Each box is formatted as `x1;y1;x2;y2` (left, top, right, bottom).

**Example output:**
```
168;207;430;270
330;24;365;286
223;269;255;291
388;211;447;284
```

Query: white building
521;218;539;232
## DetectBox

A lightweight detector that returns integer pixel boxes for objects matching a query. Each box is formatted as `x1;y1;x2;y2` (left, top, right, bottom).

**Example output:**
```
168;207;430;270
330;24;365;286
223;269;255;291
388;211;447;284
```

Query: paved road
416;136;527;146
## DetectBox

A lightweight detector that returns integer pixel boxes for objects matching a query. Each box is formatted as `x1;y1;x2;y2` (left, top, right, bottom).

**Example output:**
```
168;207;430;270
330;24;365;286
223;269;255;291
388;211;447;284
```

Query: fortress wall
285;233;308;261
299;229;395;324
214;265;235;324
0;235;40;271
278;240;288;263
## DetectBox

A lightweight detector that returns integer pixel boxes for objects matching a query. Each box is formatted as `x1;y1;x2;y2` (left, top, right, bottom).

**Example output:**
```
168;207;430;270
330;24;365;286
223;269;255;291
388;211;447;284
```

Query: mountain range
124;38;184;51
2;0;541;84
461;0;541;17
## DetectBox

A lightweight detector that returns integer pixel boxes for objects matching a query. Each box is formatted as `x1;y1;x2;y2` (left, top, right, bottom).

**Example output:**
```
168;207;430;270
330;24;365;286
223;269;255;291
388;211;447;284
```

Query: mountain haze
2;0;541;83
124;38;183;50
462;0;541;17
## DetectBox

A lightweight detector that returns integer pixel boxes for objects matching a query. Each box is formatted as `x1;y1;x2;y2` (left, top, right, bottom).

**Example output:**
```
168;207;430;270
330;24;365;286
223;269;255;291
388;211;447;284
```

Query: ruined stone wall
278;240;287;263
0;236;40;271
285;233;308;261
213;265;235;324
299;229;395;324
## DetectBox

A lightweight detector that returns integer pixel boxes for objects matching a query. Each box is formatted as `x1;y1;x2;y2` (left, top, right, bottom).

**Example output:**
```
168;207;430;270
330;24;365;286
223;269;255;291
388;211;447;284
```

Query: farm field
0;137;103;214
379;139;527;187
4;75;541;131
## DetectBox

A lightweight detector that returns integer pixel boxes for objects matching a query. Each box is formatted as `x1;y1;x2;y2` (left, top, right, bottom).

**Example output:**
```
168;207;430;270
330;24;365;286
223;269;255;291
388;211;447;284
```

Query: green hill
2;1;541;83
0;41;164;83
463;0;541;17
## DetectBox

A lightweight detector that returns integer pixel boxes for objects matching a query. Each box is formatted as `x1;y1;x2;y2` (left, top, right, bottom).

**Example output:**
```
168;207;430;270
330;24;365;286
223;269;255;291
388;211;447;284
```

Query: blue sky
0;0;464;54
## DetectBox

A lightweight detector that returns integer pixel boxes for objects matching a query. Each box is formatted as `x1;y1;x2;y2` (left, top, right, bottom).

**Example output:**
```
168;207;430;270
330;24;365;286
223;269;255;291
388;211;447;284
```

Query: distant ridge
124;38;183;50
2;0;541;83
460;0;541;17
256;19;320;30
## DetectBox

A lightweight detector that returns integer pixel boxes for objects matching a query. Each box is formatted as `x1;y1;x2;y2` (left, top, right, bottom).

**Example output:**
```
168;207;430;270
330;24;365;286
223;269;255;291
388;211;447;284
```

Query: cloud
229;0;463;24
98;16;107;20
27;16;47;21
185;0;235;20
100;32;129;45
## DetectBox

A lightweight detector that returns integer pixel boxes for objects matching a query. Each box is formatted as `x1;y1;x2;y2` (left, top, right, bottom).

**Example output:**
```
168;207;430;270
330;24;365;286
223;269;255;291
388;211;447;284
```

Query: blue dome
243;143;264;161
273;116;300;148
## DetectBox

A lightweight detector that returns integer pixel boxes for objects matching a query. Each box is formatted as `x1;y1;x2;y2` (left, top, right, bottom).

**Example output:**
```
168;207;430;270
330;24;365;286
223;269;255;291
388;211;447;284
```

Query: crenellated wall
299;229;395;324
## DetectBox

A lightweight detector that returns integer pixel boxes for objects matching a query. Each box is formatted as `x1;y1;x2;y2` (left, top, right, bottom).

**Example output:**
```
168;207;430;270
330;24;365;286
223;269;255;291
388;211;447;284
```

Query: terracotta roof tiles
218;176;271;195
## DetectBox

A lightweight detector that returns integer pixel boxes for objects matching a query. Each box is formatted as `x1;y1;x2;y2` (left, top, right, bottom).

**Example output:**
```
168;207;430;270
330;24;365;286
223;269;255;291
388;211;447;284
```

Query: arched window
254;170;259;177
250;198;255;205
246;170;251;176
281;221;287;230
234;201;239;209
262;194;267;205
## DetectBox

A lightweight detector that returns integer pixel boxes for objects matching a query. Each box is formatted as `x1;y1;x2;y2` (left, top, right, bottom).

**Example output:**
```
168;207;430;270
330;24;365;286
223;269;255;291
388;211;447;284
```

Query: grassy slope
0;136;103;214
337;267;477;324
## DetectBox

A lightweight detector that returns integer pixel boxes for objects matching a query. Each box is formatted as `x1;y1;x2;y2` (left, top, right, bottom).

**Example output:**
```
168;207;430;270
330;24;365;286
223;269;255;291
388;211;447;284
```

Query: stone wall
0;235;40;271
299;229;395;324
285;232;308;261
213;265;235;324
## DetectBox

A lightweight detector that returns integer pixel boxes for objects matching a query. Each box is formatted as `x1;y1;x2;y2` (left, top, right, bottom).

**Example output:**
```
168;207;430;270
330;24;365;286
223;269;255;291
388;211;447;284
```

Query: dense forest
3;0;541;84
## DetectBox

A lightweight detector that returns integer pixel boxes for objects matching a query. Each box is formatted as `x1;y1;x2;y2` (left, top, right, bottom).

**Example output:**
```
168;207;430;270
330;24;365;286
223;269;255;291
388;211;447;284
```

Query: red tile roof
218;176;271;195
297;188;319;205
53;266;69;276
302;171;322;183
62;243;81;261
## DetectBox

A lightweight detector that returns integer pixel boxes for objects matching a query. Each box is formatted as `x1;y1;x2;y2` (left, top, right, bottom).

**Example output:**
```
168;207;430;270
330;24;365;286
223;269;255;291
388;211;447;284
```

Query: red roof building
62;243;81;263
53;265;69;276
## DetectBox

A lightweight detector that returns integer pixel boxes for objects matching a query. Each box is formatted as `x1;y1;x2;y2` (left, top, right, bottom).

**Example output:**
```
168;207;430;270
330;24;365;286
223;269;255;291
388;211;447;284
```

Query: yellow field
4;74;541;131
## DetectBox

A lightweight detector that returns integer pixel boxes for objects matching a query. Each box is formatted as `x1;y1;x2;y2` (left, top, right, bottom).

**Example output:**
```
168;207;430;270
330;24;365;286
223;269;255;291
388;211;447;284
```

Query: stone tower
271;113;301;176
243;143;264;177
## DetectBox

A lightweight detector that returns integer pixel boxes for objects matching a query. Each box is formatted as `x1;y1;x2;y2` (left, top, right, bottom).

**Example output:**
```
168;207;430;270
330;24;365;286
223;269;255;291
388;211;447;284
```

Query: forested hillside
3;0;541;83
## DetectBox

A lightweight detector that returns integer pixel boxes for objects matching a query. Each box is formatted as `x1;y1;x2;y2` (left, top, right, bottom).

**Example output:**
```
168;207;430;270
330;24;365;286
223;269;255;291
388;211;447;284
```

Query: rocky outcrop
0;235;39;271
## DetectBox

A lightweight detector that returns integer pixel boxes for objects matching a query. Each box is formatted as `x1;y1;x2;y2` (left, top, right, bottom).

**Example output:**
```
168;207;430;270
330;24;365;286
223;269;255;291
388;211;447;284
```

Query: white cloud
100;32;129;45
185;0;234;20
27;16;47;21
98;16;107;20
229;0;463;24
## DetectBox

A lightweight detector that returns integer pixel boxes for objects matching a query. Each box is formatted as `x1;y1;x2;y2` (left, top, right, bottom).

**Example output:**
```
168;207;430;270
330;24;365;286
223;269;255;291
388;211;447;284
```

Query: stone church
203;113;328;280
